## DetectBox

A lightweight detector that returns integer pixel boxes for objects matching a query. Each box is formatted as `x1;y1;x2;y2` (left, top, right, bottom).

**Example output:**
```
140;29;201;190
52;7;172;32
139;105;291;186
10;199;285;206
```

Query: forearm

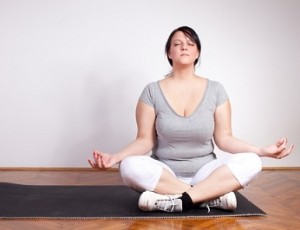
114;137;155;162
215;135;263;156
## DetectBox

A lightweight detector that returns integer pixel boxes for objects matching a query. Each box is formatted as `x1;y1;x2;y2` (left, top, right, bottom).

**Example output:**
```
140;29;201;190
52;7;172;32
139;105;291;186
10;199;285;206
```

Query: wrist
115;151;131;163
256;147;264;157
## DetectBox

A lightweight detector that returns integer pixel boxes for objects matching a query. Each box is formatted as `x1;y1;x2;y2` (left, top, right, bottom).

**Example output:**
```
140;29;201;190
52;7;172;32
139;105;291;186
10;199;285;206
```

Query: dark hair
165;26;201;66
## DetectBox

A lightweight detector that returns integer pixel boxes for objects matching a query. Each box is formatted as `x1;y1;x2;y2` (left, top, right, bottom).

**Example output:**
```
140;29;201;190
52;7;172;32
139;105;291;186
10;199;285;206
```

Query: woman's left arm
213;100;294;159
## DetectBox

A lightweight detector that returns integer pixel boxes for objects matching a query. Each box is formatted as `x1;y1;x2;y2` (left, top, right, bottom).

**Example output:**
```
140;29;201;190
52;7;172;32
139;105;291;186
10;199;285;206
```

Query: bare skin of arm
88;100;156;169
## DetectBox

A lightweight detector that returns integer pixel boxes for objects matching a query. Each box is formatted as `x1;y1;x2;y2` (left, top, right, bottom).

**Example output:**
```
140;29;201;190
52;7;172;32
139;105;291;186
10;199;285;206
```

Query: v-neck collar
157;79;209;118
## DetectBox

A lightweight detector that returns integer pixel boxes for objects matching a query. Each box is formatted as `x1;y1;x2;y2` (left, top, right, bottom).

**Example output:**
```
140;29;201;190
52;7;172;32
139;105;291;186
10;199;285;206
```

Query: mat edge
0;213;267;220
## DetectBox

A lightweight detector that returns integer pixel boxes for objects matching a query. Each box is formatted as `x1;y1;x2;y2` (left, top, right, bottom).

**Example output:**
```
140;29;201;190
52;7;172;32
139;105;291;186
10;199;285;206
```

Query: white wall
0;0;299;168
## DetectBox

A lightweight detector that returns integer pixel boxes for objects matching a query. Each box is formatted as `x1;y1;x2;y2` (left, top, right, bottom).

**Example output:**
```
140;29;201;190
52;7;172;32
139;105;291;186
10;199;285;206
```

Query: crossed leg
120;153;262;203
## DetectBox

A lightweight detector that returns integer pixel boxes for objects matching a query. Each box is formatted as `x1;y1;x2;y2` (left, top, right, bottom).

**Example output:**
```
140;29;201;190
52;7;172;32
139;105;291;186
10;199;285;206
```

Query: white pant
119;153;262;192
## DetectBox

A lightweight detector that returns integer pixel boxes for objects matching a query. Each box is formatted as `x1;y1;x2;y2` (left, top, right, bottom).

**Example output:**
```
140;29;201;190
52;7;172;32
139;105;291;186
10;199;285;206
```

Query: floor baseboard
0;167;299;171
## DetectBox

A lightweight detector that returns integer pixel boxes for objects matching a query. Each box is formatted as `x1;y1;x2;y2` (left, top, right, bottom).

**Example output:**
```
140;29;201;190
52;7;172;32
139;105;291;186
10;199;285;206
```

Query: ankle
180;192;194;210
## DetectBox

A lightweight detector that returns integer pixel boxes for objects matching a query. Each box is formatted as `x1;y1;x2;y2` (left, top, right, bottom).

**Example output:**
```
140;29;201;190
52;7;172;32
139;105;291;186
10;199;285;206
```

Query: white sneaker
200;192;237;212
138;191;183;212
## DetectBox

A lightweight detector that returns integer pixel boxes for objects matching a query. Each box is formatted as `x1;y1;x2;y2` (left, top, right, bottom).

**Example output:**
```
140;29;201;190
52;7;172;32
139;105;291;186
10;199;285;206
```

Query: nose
181;43;188;50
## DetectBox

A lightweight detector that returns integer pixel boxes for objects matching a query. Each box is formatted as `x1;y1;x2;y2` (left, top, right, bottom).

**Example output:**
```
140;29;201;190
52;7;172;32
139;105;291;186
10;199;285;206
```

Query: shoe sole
138;191;155;211
226;192;237;210
138;191;181;211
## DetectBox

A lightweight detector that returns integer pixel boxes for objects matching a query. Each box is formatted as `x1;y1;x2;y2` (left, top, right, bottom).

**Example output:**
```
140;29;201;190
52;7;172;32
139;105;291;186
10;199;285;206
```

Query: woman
89;26;294;213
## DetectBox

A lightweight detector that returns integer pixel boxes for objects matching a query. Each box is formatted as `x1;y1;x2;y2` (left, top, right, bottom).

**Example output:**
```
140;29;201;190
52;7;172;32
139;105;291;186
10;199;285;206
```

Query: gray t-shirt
139;79;229;177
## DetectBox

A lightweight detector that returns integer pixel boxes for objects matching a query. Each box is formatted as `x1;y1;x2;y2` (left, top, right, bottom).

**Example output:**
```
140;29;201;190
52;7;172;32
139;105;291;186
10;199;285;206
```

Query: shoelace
205;197;221;213
155;197;179;212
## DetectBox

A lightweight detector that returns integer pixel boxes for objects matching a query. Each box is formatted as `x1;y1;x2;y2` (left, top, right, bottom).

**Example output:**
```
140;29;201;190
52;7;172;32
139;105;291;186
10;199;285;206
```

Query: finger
278;152;288;159
91;151;100;168
95;151;104;166
276;138;286;147
94;150;104;162
101;156;110;168
278;139;288;151
93;151;99;161
88;159;97;168
98;154;110;168
100;158;107;168
278;145;286;153
278;145;294;159
286;144;295;154
95;154;103;168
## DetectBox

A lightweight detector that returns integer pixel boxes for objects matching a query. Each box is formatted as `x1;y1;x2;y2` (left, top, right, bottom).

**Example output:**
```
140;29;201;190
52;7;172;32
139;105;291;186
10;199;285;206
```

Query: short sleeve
139;83;155;107
215;82;229;106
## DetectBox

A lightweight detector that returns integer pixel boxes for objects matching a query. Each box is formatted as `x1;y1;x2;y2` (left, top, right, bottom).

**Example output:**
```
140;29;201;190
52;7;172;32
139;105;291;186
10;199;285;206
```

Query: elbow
145;139;156;152
215;140;227;152
214;134;233;152
214;138;223;150
136;136;156;153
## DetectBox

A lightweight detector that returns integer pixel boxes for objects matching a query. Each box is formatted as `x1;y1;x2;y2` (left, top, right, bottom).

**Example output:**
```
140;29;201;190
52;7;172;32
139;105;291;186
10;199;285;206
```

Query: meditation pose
89;26;294;212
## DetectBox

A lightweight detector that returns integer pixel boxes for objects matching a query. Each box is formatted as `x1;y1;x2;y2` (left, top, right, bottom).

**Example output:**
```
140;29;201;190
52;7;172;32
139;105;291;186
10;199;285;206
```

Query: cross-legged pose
89;26;294;213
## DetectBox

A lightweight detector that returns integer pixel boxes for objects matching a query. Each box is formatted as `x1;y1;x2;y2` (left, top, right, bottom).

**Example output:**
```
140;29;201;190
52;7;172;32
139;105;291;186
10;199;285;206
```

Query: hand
88;150;118;169
260;138;294;159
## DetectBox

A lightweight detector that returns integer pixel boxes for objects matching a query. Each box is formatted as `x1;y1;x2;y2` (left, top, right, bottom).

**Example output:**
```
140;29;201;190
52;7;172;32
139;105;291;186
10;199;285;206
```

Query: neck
170;65;196;80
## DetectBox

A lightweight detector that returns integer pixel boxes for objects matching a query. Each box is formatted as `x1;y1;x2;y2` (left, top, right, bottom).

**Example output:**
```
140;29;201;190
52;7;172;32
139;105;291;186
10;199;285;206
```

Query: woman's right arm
88;100;156;169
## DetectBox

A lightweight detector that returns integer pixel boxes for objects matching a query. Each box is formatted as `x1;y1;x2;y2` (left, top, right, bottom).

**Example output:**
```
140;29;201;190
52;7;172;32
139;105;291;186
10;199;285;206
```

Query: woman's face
168;31;200;67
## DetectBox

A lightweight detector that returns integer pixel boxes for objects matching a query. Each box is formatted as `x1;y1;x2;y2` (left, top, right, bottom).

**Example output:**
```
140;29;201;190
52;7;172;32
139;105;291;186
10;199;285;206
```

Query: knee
119;156;151;190
227;153;262;187
119;156;141;180
245;153;262;175
119;156;163;192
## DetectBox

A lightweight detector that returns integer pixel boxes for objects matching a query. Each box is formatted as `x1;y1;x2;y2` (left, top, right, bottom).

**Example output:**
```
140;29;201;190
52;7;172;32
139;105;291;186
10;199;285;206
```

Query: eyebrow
172;38;195;43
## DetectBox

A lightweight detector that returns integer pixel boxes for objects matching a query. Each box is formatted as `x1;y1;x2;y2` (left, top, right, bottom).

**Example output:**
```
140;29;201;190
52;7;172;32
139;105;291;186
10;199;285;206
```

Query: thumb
276;138;286;147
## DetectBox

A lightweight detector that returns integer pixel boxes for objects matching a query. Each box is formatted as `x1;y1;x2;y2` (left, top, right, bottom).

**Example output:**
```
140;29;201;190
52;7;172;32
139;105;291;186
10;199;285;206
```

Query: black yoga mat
0;183;266;219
